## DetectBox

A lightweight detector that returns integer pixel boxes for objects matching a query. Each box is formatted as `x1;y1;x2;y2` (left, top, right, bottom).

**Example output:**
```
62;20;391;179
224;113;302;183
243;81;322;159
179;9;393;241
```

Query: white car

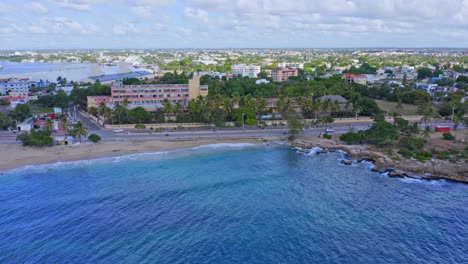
113;129;124;133
325;128;335;133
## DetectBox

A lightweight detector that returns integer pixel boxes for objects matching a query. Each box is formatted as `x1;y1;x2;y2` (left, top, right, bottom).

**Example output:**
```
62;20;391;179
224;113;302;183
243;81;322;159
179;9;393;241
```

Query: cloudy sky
1;0;467;49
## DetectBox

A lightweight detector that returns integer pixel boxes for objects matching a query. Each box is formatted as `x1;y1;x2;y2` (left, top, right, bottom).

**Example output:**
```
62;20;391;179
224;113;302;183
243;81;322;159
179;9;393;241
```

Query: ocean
0;144;467;263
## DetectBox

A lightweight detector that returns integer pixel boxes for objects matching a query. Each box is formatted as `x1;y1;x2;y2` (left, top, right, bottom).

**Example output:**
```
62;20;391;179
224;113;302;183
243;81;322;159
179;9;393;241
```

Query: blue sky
1;0;467;50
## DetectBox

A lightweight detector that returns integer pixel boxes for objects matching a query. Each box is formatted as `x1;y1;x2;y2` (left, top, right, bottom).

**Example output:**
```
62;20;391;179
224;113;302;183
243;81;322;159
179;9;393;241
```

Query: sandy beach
0;138;280;171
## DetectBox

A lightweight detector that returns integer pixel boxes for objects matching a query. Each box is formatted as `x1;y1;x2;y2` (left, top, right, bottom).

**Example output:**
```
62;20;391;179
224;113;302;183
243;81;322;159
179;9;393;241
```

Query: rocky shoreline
293;138;468;184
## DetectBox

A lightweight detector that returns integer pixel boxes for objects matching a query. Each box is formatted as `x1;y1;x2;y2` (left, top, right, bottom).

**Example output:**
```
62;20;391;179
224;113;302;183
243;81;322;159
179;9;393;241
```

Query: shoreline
293;137;468;184
2;135;466;184
0;137;279;172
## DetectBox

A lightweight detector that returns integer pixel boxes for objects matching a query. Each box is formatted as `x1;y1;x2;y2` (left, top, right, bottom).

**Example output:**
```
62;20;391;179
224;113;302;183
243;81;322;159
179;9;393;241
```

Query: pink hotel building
88;76;208;111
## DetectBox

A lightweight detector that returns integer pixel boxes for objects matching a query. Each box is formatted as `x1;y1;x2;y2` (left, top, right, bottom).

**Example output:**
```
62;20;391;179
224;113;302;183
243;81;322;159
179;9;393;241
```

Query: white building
56;86;74;95
0;78;31;95
232;64;261;78
277;62;304;70
255;79;270;85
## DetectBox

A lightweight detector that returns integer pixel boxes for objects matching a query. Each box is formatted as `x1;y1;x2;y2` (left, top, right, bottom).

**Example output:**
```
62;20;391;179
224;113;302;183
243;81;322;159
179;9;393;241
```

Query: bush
398;148;413;158
135;124;146;129
436;151;451;160
16;129;53;147
398;136;426;151
414;150;432;162
442;132;455;140
339;131;364;145
88;134;101;143
322;133;332;139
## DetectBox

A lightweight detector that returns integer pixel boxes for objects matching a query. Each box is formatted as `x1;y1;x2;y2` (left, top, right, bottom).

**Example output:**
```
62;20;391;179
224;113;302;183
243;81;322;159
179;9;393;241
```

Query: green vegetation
70;82;111;107
16;129;53;147
31;107;55;115
34;90;69;109
375;100;419;116
69;121;88;143
0;113;13;130
10;104;31;122
284;110;304;140
442;132;455;141
88;134;101;143
135;124;146;129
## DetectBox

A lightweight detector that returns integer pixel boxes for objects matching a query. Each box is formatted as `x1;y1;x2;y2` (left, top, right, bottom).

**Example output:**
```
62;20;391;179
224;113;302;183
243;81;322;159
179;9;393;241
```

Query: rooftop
89;71;152;82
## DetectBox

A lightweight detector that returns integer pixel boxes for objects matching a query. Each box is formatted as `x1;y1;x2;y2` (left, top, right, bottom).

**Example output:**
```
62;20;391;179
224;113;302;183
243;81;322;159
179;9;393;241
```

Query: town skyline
1;0;468;50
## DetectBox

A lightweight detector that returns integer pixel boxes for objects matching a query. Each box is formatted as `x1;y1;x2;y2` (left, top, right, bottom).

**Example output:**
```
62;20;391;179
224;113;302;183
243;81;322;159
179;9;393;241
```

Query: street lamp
242;113;245;130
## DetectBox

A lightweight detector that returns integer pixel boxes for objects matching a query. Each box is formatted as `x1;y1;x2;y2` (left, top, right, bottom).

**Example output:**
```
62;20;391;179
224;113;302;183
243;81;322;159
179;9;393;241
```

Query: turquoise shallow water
0;144;467;263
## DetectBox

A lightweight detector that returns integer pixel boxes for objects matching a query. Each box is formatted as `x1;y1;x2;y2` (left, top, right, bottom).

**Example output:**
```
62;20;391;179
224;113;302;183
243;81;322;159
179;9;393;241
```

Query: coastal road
0;119;460;143
76;111;101;131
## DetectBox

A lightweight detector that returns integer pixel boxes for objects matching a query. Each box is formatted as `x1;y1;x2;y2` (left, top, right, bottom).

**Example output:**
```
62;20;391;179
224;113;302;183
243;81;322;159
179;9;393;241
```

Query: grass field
374;100;420;116
31;107;55;114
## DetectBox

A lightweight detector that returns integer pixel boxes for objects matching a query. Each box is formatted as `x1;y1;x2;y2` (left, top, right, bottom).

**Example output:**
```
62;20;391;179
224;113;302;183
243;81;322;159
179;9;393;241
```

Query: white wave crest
305;147;323;155
191;143;257;150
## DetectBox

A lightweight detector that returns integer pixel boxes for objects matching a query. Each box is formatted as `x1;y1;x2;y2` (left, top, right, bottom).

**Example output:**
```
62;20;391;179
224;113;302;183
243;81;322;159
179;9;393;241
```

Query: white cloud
0;3;17;13
113;22;140;35
183;7;209;24
48;0;91;11
29;2;49;15
1;0;468;48
132;5;153;18
48;17;99;34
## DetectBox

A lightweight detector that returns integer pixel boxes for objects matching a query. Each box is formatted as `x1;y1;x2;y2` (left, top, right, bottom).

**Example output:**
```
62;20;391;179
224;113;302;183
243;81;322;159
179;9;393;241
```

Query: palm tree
351;102;362;118
312;99;322;120
71;121;88;143
98;102;106;117
222;97;233;116
104;107;113;124
421;125;432;140
331;100;341;115
162;99;173;115
256;98;267;115
59;117;69;135
88;106;98;117
43;118;54;133
122;98;130;122
321;98;333;114
173;102;182;114
453;115;461;130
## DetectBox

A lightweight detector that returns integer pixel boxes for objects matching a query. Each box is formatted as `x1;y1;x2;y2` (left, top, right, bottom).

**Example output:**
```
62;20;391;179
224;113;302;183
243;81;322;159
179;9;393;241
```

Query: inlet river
0;144;467;263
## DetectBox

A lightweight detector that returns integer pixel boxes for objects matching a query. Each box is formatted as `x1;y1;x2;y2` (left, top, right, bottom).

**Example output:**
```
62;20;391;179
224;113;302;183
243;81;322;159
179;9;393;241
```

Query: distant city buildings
271;68;298;82
232;64;261;78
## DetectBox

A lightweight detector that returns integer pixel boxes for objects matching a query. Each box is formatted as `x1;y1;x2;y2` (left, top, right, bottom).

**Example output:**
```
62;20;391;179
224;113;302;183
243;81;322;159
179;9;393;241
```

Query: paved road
76;111;101;131
0;119;460;144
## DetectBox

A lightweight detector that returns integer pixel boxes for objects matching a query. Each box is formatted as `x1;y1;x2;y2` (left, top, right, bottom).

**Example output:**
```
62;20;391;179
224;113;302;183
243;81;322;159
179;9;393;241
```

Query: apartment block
271;68;298;82
277;62;304;69
232;64;261;78
110;76;208;111
0;78;31;95
343;73;368;85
